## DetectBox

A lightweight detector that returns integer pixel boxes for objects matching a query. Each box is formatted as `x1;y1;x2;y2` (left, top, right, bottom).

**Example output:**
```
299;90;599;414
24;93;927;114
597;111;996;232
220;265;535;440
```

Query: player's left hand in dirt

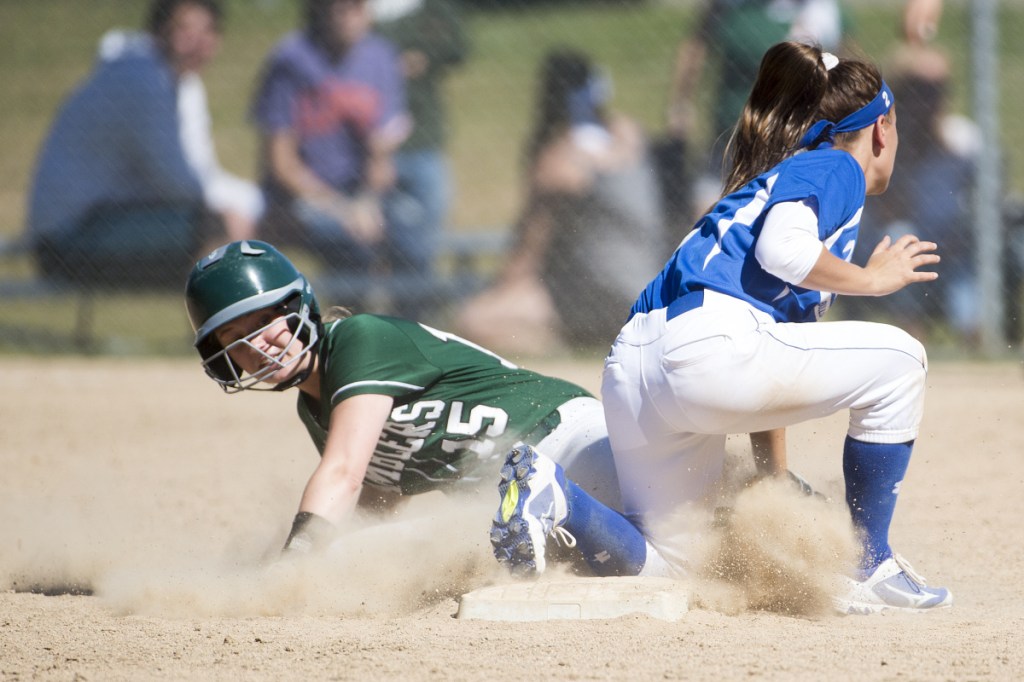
281;511;336;557
786;470;831;502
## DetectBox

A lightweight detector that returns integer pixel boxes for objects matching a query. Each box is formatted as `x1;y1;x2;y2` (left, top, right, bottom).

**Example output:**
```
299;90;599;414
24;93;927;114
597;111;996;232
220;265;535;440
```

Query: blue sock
842;436;913;572
563;479;647;577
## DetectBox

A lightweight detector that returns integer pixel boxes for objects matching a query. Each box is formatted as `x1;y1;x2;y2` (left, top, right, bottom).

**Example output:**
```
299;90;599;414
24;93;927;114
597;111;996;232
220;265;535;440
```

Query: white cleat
834;553;953;615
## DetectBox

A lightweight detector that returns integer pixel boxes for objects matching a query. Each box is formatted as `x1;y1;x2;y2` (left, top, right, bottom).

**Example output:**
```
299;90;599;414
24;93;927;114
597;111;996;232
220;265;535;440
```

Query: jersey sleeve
321;316;443;406
755;200;823;285
765;151;865;239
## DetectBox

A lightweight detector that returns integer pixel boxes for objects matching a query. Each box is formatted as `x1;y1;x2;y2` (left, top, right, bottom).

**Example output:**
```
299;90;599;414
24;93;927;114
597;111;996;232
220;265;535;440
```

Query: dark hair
147;0;223;36
305;0;334;47
889;71;945;166
722;41;885;195
304;0;367;52
526;48;605;164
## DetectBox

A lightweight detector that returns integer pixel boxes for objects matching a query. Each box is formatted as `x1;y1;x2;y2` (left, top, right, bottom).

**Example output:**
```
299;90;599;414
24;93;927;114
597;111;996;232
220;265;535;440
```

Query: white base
457;577;689;622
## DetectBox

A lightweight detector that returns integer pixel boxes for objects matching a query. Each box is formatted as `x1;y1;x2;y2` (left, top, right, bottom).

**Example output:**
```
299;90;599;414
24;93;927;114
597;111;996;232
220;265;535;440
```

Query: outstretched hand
863;234;940;296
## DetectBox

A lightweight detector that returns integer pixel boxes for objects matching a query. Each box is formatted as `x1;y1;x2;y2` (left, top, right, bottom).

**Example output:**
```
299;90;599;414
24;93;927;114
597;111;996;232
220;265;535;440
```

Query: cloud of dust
1;447;858;619
95;493;504;618
0;487;505;618
689;478;860;617
0;488;196;598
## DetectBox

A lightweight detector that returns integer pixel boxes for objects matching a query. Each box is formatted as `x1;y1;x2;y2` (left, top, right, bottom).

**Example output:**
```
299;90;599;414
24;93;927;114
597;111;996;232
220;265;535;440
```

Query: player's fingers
871;234;892;255
892;233;924;250
907;239;939;255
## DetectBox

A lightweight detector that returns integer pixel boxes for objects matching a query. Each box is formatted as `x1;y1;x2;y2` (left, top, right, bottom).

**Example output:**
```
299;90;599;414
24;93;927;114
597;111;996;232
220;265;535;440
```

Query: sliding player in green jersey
185;240;671;577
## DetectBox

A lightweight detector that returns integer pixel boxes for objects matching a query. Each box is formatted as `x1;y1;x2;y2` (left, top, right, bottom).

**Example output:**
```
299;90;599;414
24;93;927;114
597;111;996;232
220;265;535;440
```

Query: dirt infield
2;357;1022;681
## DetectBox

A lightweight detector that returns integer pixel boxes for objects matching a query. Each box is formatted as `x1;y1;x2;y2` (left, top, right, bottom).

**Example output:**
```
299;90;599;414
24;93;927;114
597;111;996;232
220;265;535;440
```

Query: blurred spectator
27;0;249;289
852;46;981;345
371;0;469;288
177;64;265;244
1002;199;1024;345
668;0;853;216
902;0;943;46
454;49;667;356
252;0;431;314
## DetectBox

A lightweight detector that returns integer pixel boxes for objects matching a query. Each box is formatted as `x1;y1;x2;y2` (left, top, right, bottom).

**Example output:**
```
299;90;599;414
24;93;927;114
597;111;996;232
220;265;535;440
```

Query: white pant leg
533;397;622;512
602;290;927;544
744;317;927;442
602;331;728;533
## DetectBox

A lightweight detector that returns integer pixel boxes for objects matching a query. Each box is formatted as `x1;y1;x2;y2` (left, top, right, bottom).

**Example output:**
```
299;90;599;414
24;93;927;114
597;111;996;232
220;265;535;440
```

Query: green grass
0;293;192;355
11;1;1018;238
1;0;1021;355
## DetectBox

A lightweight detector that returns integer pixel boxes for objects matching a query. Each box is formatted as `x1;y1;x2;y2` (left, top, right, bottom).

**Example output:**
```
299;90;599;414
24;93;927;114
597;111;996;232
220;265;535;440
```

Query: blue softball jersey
631;148;866;323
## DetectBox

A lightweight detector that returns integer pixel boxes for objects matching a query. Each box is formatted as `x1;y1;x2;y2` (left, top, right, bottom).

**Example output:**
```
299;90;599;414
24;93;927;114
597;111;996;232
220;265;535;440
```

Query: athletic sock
563;479;647;577
842;436;913;572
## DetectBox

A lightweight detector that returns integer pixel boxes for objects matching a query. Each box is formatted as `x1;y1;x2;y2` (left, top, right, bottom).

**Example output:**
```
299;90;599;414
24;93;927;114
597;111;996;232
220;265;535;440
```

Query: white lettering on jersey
441;402;509;458
364;464;401;487
823;207;862;259
445;401;508;437
391;400;444;422
377;420;432;460
365;402;442;487
364;399;511;490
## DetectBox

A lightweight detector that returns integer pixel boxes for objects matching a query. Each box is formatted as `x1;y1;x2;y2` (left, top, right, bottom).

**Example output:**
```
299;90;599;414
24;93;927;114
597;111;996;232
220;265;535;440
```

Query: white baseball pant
601;289;926;548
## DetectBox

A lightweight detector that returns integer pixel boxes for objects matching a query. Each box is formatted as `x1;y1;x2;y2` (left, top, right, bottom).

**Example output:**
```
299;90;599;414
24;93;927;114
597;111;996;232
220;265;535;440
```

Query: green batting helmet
185;240;322;392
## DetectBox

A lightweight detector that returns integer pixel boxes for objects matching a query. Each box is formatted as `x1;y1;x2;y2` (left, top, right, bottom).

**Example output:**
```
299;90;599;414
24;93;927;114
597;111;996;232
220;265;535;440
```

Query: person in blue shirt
27;0;234;289
596;41;951;614
250;0;432;317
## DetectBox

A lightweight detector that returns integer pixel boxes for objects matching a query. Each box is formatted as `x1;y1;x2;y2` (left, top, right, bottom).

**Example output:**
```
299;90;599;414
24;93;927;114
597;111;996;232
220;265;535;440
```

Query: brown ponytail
721;41;885;196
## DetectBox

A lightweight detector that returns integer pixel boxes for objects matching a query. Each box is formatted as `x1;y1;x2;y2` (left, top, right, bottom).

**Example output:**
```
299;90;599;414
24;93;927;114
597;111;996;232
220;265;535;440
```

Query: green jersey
297;314;589;495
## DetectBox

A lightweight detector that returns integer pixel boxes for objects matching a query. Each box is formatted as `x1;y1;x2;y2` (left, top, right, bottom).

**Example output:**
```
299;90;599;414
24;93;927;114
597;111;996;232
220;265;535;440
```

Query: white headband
822;52;839;71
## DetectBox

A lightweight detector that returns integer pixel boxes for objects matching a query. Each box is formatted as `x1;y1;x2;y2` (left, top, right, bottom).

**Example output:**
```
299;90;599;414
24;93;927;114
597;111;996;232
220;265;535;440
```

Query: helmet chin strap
273;360;315;391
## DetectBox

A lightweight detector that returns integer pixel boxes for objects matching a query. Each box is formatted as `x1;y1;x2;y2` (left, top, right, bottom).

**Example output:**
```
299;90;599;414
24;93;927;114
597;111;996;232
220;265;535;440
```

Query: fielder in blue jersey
630;146;866;325
596;41;952;614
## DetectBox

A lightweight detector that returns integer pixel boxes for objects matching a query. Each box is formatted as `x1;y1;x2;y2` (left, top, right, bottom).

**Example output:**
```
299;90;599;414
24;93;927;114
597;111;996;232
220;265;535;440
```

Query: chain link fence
0;0;1021;359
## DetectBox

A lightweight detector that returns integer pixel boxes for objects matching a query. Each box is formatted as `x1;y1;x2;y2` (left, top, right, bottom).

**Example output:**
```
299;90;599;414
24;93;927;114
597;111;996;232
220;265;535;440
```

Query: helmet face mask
204;301;320;393
185;240;323;393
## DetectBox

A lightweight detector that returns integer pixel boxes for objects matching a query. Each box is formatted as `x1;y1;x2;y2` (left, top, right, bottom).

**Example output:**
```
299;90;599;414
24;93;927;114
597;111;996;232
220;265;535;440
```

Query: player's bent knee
872;321;928;369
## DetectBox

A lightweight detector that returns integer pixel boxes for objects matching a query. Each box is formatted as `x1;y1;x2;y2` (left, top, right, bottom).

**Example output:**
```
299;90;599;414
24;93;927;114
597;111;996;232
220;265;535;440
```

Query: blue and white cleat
835;553;953;615
490;444;575;577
